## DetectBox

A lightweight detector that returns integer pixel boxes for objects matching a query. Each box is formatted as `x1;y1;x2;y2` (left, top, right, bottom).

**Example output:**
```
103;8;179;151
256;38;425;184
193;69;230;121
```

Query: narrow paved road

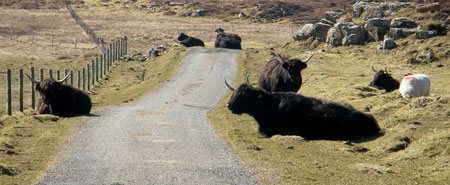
38;48;257;185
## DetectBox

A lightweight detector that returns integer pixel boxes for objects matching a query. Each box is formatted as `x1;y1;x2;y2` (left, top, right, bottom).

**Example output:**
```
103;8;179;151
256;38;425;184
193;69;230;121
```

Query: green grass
0;46;187;185
208;34;450;184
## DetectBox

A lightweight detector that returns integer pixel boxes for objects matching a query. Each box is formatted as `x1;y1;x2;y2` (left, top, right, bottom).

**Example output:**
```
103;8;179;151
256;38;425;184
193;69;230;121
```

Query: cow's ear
35;84;40;91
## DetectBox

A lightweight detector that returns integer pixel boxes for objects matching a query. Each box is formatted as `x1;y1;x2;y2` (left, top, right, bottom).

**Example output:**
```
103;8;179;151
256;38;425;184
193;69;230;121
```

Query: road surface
38;48;257;185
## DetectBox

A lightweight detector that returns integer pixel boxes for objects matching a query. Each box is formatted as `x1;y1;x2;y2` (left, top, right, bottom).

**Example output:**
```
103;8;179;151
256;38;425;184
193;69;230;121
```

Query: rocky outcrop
325;11;344;23
292;23;314;41
389;17;418;39
148;45;166;58
326;22;368;46
313;23;332;42
415;23;447;39
365;18;390;41
352;1;418;20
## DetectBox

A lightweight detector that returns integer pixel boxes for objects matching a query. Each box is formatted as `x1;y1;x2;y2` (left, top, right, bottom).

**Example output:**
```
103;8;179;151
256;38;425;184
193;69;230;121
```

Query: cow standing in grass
368;64;399;92
258;54;313;92
225;75;380;140
214;28;242;49
177;33;205;47
26;74;92;117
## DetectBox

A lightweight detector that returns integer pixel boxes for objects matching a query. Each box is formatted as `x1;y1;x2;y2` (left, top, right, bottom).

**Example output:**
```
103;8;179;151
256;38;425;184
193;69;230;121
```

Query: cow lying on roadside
259;54;313;92
177;32;205;47
214;28;242;49
225;75;380;140
26;74;92;117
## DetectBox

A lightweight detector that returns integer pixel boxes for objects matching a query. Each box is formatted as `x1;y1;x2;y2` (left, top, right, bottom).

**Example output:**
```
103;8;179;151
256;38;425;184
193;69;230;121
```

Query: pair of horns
371;64;388;73
25;73;71;84
224;73;256;91
272;54;314;63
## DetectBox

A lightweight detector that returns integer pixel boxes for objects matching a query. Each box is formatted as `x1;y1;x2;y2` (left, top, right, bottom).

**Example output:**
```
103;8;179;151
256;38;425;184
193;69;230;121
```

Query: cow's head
26;74;71;104
368;64;399;92
215;28;225;33
177;33;188;41
278;54;313;73
225;74;263;115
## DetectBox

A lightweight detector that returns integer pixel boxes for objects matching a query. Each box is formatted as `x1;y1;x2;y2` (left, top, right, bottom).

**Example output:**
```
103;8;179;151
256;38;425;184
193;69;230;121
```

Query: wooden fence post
109;43;113;63
40;68;44;81
96;57;99;82
7;69;12;115
91;61;95;85
57;70;60;80
10;31;13;40
87;64;90;91
70;71;73;86
99;55;103;79
31;67;35;109
64;69;68;84
19;69;23;112
82;68;86;90
77;70;81;89
32;32;34;43
49;69;53;79
125;36;128;55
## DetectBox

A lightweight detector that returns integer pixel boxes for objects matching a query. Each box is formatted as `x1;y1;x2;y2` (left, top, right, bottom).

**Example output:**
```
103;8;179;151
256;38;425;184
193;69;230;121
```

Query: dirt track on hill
37;48;257;185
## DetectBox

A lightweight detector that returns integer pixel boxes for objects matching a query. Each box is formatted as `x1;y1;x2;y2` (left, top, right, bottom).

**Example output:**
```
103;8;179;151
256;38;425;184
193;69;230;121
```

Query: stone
383;37;397;50
389;28;416;40
320;18;334;26
365;18;390;41
148;45;166;58
326;27;342;46
325;11;344;23
352;1;418;20
313;23;332;42
390;17;417;29
337;17;353;23
326;22;368;46
415;30;437;39
292;23;314;41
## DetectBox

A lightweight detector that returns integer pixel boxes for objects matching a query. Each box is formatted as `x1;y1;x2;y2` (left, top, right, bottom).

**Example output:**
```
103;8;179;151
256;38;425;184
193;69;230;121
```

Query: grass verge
208;35;449;184
0;46;187;185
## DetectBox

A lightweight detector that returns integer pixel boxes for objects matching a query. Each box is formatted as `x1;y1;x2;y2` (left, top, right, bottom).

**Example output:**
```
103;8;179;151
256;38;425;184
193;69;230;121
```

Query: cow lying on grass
259;54;313;92
225;75;380;140
369;64;399;92
177;33;205;47
26;74;92;117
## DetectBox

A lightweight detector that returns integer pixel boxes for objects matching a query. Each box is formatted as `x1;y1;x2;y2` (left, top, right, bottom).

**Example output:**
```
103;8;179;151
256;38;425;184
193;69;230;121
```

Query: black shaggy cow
368;64;399;92
26;74;92;117
225;75;380;140
258;54;313;92
214;28;242;49
177;33;205;47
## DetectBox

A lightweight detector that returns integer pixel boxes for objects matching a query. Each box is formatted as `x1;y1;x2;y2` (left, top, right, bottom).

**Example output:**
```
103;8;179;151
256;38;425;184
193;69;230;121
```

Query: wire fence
2;37;128;116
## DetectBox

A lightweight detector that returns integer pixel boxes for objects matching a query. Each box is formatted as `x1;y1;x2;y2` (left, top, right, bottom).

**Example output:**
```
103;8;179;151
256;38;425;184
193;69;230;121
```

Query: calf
225;75;380;140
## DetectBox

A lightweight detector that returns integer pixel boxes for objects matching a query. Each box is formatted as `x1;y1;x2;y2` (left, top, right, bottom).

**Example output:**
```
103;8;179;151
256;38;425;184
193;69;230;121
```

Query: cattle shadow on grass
350;131;385;143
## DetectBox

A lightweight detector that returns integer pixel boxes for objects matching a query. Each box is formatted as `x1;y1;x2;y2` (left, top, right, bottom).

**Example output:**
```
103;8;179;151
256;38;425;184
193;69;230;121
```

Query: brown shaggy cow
214;28;242;49
258;54;313;92
26;74;92;117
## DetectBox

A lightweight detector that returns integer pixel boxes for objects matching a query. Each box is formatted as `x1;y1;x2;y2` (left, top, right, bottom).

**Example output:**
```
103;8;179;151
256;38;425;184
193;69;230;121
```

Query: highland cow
214;28;242;49
258;54;313;92
177;33;205;47
369;64;399;92
26;74;91;117
225;75;380;140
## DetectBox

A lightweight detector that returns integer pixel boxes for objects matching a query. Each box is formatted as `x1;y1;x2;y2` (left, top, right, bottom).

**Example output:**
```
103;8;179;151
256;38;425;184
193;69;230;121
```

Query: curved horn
384;66;388;73
25;74;41;84
370;64;377;73
56;73;71;83
303;54;314;63
246;73;257;91
224;77;235;91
